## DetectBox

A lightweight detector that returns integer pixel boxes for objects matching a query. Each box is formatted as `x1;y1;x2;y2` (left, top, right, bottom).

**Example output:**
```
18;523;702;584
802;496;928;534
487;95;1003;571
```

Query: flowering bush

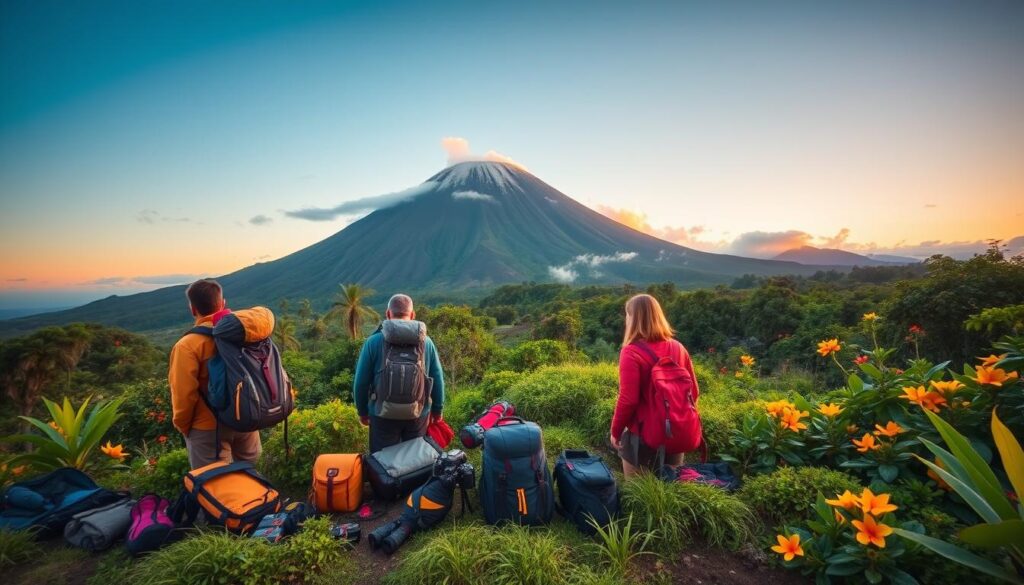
108;379;180;450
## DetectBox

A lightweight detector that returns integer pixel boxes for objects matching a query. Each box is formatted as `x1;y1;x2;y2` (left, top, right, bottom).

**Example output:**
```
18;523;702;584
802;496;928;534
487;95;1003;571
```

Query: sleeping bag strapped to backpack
0;468;127;537
553;450;619;535
629;341;704;458
187;307;294;434
372;320;432;420
479;417;554;526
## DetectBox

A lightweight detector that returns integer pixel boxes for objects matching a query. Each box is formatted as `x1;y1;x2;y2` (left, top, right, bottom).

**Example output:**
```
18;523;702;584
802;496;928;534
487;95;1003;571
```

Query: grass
0;528;41;568
11;546;89;585
589;514;656;579
621;473;758;552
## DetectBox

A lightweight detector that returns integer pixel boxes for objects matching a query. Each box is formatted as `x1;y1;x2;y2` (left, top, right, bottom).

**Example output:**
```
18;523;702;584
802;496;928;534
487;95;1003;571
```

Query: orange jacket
168;315;218;435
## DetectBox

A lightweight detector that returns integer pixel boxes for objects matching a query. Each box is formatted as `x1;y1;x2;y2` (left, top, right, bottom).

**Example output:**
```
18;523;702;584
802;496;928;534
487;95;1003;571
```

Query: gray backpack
64;497;135;552
372;320;432;420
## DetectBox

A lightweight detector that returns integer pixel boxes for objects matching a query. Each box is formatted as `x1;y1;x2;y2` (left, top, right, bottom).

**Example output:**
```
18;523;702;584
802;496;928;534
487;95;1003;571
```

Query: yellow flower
817;338;842;357
852;514;893;548
771;534;805;561
852;433;880;452
859;488;898;516
970;366;1019;387
740;355;756;367
978;353;1008;367
766;400;796;418
929;380;964;395
735;371;744;378
846;423;860;434
818;403;843;418
778;407;809;432
873;421;904;438
900;385;946;413
862;312;878;322
100;441;126;461
825;490;860;511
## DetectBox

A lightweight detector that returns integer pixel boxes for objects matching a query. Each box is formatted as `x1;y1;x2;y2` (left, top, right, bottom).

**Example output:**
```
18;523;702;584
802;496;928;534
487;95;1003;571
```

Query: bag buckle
326;468;339;478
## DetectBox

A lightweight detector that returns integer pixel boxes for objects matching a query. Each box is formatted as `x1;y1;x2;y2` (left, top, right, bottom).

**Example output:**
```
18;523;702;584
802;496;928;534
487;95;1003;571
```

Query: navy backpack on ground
479;417;554;526
0;468;126;536
553;450;619;535
659;461;740;491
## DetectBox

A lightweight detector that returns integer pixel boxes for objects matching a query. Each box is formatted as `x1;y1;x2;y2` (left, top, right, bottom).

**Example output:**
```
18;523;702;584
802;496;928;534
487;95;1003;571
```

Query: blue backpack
0;468;126;537
554;450;619;535
479;418;554;526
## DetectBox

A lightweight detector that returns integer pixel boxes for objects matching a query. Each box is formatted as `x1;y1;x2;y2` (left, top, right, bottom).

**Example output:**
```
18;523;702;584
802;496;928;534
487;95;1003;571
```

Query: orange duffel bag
311;454;363;513
171;460;282;533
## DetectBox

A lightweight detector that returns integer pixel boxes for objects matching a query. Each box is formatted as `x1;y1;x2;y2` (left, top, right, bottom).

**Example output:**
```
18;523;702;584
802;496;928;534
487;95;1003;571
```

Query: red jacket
611;339;700;441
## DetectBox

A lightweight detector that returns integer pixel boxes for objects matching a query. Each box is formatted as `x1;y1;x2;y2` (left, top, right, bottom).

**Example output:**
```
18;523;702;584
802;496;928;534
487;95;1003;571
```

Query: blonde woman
610;294;701;477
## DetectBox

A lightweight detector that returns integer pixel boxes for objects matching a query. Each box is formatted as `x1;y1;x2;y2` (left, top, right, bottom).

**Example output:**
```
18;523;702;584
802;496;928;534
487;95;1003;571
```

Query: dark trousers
369;415;429;453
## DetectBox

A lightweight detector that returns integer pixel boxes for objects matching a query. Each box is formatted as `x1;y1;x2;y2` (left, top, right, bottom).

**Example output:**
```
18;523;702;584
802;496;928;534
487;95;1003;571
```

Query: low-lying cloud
83;273;204;287
441;136;527;170
452;190;496;202
284;182;437;222
249;214;273;226
548;251;638;283
137;209;194;224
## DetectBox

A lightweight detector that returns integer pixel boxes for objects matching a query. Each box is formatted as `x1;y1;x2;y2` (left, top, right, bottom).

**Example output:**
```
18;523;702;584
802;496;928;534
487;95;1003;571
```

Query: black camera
433;449;475;490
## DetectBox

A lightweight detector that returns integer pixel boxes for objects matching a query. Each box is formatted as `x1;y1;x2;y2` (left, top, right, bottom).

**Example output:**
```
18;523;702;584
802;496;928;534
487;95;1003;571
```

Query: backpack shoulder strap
629;341;660;366
185;326;214;338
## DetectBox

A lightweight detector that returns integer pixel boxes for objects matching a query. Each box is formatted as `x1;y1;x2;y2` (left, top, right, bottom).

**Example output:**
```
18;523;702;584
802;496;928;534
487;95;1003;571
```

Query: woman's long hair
622;294;674;346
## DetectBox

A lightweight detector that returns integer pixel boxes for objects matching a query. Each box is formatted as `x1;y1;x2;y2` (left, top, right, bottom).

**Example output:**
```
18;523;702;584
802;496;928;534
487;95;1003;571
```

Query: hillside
1;162;835;336
773;245;906;266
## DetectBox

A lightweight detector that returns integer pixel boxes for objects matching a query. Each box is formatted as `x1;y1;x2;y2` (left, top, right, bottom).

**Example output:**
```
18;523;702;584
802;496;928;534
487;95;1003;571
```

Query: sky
1;0;1022;309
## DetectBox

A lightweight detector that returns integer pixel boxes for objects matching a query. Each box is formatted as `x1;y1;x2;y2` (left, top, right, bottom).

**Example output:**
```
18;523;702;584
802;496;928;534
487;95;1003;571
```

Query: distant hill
773;246;914;267
1;162;838;337
864;253;921;265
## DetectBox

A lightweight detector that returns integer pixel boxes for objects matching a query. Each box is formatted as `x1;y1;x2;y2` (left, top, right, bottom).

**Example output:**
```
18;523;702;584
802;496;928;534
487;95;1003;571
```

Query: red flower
908;324;924;334
148;457;157;466
156;412;167;423
854;355;869;365
708;347;716;354
145;410;155;419
157;435;168;444
719;366;728;374
114;339;122;347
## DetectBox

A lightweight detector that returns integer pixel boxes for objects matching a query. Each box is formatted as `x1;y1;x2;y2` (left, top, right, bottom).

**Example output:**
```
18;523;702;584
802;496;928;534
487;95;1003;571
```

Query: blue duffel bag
479;417;554;526
554;449;619;535
0;468;126;537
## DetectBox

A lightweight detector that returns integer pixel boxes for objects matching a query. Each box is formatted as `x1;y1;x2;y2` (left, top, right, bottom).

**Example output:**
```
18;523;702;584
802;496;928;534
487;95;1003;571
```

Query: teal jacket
353;329;445;418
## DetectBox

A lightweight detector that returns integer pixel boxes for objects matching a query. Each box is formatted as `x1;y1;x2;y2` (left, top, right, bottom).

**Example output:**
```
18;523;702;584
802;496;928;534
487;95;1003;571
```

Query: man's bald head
387;294;414;319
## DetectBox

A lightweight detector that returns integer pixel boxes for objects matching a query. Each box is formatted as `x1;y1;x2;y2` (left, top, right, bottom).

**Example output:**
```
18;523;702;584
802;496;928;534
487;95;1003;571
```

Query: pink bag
126;494;178;556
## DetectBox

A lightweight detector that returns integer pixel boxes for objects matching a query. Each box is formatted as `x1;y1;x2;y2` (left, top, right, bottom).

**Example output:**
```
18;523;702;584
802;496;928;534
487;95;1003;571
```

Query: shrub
699;399;764;458
541;425;590;460
621;474;756;551
497;340;586;372
737;466;861;524
387;523;598;585
130;448;191;498
131;517;350;585
259;401;366;492
282;353;341;407
0;528;41;567
445;388;489;432
11;396;126;474
108;379;179;449
506;364;618;427
582;397;617;449
477;370;522;402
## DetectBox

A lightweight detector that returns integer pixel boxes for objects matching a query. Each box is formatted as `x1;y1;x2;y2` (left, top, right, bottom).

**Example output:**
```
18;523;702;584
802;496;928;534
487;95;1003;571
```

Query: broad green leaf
893;528;1024;584
826;562;865;576
923;410;1016;520
18;416;69;449
916;455;1000;523
919;438;974;488
924;361;952;380
959;519;1024;548
991;409;1024;505
859;362;883;380
878;464;899;483
848;373;864;392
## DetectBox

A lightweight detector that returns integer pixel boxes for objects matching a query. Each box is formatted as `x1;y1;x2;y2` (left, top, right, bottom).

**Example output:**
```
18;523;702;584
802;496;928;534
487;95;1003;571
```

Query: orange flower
852;514;893;548
740;355;756;367
47;421;66;437
766;400;796;418
901;385;946;413
771;534;805;561
818;403;843;418
929;380;964;395
100;441;126;461
873;421;904;438
862;312;878;322
817;338;841;357
970;366;1019;387
834;509;846;524
978;353;1008;367
852;433;880;452
11;465;27;477
156;435;168;444
735;371;743;378
826;490;860;511
859;488;898;516
927;458;952;491
846;423;860;434
778;407;809;432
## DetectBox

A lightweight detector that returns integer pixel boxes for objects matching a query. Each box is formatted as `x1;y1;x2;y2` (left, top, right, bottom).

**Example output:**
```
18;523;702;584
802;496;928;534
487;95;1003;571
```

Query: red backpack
630;341;706;461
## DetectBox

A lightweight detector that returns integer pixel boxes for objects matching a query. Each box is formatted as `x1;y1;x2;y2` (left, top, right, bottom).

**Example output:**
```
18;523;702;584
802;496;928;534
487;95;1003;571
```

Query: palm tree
298;299;313;322
305;315;329;351
328;284;380;339
273;317;301;352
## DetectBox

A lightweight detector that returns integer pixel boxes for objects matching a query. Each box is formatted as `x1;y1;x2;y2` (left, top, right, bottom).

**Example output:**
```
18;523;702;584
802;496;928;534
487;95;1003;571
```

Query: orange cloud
440;137;527;170
596;205;717;250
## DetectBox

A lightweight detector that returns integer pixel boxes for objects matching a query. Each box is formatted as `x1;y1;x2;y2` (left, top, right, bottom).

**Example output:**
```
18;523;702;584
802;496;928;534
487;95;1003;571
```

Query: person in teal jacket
353;294;445;452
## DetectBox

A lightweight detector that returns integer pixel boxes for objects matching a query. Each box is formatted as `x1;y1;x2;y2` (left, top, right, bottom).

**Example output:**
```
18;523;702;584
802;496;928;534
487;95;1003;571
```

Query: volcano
1;161;833;335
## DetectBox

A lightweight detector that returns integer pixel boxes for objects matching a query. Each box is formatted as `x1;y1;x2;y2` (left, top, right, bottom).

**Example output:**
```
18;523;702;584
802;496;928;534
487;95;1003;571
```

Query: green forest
2;248;1024;585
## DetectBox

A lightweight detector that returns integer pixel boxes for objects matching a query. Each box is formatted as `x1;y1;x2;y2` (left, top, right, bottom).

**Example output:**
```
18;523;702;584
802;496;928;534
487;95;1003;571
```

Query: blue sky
1;1;1022;309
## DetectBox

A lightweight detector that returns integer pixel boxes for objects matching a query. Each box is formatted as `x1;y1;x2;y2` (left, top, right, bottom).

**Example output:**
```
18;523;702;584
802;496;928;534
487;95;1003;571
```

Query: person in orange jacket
168;278;261;469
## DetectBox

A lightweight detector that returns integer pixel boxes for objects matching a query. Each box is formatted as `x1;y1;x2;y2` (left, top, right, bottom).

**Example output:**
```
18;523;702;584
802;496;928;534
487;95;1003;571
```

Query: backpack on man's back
372;320;432;420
